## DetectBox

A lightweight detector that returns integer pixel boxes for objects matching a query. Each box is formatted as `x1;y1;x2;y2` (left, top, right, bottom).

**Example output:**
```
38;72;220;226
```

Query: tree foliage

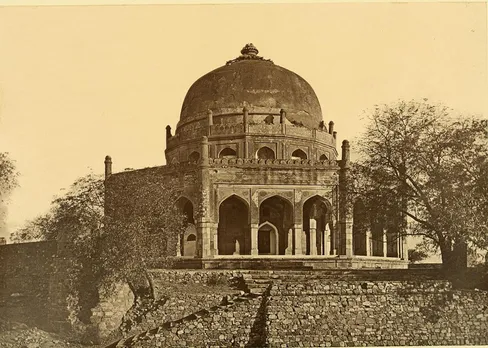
352;100;488;270
100;172;187;297
10;170;188;301
408;248;429;264
0;152;18;202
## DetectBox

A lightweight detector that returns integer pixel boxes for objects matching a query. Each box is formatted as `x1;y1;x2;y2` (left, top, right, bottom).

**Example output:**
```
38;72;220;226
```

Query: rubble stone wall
267;280;488;346
0;241;57;331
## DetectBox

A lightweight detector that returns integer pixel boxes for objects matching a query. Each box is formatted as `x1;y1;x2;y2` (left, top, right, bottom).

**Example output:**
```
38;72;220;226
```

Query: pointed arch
218;193;250;214
188;151;200;162
175;196;195;225
258;221;279;255
319;154;329;161
218;195;250;255
256;146;275;160
259;195;294;255
219;147;237;159
291;149;307;160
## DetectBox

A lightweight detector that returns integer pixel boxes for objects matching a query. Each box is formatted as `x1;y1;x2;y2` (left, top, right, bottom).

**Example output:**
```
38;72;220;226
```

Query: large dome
179;44;323;129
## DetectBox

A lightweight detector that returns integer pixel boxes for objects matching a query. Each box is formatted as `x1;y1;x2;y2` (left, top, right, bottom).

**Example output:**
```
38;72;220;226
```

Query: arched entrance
183;225;197;257
303;196;331;255
176;197;196;257
218;195;249;255
258;222;279;255
259;195;293;255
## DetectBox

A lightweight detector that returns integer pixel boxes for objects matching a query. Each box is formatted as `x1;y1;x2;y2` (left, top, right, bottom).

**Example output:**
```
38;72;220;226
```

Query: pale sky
0;3;487;240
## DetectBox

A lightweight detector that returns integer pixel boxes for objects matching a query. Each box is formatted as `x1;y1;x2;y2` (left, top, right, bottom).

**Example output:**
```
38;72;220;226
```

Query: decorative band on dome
226;43;274;66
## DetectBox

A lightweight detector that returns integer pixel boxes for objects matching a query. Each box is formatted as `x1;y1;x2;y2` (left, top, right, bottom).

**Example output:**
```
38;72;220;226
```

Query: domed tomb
179;44;323;129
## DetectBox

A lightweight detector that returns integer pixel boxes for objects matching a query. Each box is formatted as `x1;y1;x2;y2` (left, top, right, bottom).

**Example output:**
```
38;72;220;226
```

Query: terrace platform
172;256;408;270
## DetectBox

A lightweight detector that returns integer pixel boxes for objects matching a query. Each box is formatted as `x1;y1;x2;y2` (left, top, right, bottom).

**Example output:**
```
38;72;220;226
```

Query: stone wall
0;241;57;331
112;270;488;347
267;279;488;346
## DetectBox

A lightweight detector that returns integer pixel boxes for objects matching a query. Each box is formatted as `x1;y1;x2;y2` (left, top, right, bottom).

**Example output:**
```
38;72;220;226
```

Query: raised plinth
172;256;408;270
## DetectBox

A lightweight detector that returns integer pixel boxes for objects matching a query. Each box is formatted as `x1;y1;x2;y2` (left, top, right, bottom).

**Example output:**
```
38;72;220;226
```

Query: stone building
105;44;407;269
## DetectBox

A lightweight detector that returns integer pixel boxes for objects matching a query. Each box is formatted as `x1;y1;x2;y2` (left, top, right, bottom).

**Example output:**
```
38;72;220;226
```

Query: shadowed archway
218;195;250;255
259;195;293;255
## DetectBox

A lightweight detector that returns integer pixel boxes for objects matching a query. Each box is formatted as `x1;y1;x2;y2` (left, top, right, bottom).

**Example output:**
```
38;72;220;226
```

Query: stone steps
105;290;263;348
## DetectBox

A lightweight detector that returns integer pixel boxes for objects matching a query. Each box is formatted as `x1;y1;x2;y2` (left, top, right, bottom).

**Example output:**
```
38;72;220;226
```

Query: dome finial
226;43;273;65
241;43;258;56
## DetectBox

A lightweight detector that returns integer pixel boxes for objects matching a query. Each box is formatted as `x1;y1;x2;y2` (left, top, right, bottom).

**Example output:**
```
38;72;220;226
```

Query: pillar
382;229;388;257
104;155;112;179
366;230;372;256
402;236;408;260
166;125;172;140
251;223;259;256
324;223;330;256
176;235;181;257
328;121;334;134
207;109;213;126
233;239;240;255
198;136;212;257
243;107;249;158
280;109;286;134
344;221;353;257
213;223;219;256
294;224;303;255
340;140;354;257
309;219;317;256
285;228;293;255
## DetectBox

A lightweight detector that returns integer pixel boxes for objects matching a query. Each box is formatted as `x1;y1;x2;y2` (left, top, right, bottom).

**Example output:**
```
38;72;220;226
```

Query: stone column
324;224;330;256
243;107;249;158
207;109;213;137
104;155;112;179
302;230;307;255
251;223;259;256
176;235;181;257
339;140;354;257
213;223;219;256
233;239;240;255
365;230;372;256
198;136;212;258
345;221;353;257
294;224;303;255
382;229;388;257
285;228;293;255
402;236;408;260
319;230;324;255
309;219;317;256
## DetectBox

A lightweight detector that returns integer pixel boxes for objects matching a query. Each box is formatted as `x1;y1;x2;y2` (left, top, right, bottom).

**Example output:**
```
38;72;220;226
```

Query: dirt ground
0;320;102;348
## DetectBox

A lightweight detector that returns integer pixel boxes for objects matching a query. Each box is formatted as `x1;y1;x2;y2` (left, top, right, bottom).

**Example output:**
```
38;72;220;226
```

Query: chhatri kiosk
104;44;408;269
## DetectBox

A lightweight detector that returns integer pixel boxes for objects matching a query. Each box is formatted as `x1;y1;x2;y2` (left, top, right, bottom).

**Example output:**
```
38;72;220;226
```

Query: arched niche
258;221;279;255
176;196;195;225
218;195;250;255
291;149;307;160
219;147;237;159
188;151;200;162
259;195;293;255
319;154;328;161
183;225;197;257
175;196;196;256
256;146;275;160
